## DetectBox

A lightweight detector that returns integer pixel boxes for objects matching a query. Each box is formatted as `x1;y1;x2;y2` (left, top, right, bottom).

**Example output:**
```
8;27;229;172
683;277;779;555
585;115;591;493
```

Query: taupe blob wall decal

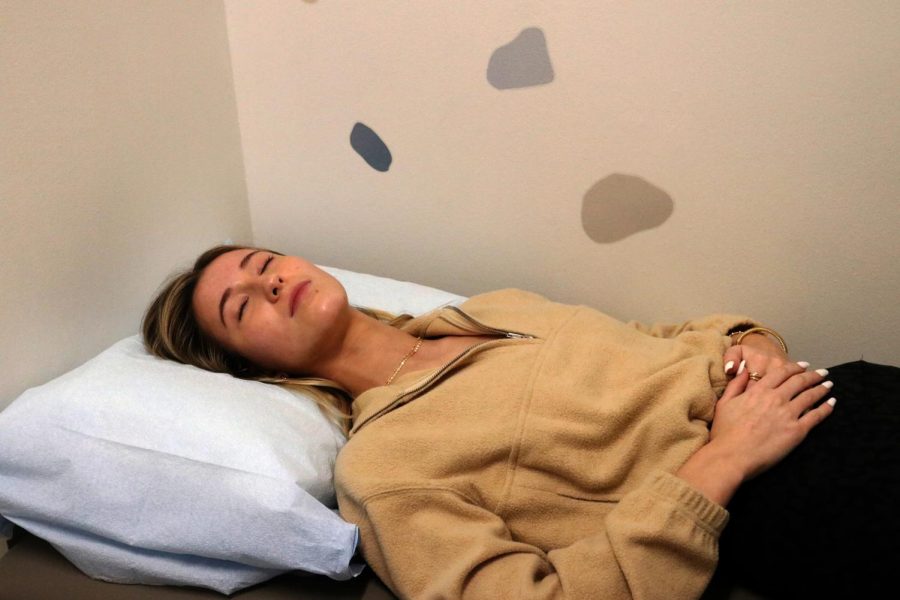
581;174;674;243
487;27;554;90
350;122;392;172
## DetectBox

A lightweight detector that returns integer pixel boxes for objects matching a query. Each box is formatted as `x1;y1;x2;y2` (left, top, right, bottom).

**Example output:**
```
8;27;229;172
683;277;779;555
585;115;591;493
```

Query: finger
720;362;750;401
737;358;766;390
798;396;836;430
741;358;809;386
748;359;810;391
722;346;744;376
778;368;831;400
755;360;808;389
790;378;833;418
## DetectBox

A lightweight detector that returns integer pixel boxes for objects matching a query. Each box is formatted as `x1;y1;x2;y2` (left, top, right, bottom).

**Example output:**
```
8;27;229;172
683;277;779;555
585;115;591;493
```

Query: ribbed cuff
645;470;730;535
718;316;762;337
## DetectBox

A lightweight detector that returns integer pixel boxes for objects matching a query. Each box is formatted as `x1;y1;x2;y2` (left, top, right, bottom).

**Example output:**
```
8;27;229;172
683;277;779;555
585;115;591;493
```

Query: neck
311;310;423;398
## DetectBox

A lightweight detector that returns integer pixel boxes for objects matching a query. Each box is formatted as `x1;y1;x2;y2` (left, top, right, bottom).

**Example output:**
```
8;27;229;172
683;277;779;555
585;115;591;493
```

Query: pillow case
0;266;465;594
320;264;464;315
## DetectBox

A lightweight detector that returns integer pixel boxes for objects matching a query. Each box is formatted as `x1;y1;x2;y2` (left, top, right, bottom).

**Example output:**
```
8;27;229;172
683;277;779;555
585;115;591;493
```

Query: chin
312;279;350;321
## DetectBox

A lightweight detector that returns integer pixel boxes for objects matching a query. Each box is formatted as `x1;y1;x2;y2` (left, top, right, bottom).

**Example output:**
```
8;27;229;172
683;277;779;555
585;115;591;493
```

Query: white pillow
321;265;465;315
0;266;465;594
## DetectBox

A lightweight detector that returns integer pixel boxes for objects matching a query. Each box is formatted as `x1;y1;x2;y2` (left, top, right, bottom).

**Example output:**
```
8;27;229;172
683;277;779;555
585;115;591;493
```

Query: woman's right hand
722;336;792;386
708;362;836;482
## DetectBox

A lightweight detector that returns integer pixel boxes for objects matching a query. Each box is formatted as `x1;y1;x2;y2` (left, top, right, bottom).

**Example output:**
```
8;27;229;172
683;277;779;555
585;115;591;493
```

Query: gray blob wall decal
487;27;554;90
581;174;674;243
350;122;392;172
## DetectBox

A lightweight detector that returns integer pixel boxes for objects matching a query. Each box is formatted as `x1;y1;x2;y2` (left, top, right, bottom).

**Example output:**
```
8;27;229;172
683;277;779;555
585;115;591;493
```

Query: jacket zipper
397;336;519;398
351;306;537;433
442;306;534;340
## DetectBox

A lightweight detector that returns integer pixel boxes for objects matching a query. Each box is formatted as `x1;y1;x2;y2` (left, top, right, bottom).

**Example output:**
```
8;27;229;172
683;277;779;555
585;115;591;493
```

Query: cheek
313;293;344;322
235;315;290;367
315;280;349;315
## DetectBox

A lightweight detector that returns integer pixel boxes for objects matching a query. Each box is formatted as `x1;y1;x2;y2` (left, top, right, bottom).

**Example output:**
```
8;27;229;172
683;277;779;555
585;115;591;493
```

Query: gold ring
748;371;763;381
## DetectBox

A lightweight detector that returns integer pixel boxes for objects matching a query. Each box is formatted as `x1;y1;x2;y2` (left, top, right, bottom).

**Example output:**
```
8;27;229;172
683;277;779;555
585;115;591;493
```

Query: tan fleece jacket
335;289;761;600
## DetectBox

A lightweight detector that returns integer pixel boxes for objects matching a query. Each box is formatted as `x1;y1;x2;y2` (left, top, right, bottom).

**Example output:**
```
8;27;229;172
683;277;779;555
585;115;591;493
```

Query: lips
289;281;311;317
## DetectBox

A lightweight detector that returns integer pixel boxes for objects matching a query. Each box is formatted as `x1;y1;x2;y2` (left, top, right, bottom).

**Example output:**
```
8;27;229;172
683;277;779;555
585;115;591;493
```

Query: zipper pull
505;331;531;339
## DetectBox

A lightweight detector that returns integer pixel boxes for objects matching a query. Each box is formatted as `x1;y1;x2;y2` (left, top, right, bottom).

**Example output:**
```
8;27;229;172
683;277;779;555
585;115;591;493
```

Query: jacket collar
348;305;475;437
347;291;541;436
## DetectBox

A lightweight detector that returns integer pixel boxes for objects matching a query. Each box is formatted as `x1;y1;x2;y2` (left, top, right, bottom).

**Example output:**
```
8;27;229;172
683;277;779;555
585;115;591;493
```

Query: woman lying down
142;244;898;600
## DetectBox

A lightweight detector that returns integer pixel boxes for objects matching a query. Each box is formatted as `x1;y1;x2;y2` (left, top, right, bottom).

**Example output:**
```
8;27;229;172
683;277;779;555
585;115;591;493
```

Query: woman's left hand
723;333;803;386
707;362;834;482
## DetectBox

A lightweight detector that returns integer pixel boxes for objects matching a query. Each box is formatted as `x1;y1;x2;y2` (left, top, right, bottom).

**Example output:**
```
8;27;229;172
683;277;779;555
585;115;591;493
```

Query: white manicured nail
725;360;735;372
822;381;834;389
737;360;746;375
797;361;810;369
826;398;837;407
816;368;829;377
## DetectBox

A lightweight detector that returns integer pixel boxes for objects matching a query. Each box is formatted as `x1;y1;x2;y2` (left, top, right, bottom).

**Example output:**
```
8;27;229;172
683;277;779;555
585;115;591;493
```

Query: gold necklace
385;335;424;385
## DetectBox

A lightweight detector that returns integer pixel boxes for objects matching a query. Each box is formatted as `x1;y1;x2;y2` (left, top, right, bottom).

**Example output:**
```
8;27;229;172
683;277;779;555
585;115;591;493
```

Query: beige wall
226;0;900;368
2;1;898;415
0;1;251;409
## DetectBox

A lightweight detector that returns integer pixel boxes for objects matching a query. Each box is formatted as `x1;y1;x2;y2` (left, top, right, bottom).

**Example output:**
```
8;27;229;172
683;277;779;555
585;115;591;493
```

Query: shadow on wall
340;24;674;243
582;174;674;243
487;27;555;90
350;123;392;172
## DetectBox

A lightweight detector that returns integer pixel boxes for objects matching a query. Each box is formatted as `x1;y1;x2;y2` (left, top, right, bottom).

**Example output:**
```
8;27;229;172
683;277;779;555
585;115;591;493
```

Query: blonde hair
141;244;407;437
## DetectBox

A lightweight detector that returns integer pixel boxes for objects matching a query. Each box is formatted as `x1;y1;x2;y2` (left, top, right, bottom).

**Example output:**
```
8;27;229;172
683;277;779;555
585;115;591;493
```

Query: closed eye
260;255;274;274
238;297;248;322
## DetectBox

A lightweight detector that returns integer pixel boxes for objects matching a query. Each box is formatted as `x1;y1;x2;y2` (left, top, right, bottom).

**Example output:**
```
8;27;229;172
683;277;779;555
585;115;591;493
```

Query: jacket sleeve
340;470;729;600
625;313;762;339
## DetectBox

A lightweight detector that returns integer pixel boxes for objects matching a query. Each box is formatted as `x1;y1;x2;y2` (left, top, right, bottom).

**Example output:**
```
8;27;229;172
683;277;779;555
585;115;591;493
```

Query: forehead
192;249;254;330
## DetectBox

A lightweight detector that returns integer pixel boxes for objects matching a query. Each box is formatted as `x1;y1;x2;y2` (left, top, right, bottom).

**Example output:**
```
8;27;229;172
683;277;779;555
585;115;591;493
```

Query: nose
263;273;284;301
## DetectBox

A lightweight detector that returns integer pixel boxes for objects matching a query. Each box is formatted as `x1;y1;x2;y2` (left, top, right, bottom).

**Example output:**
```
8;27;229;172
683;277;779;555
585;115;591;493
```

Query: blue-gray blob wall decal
581;174;674;243
350;122;392;172
487;28;554;90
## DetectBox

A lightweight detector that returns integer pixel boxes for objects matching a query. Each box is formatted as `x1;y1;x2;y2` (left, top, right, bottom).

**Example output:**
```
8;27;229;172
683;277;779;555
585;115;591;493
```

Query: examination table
0;529;396;600
0;527;758;600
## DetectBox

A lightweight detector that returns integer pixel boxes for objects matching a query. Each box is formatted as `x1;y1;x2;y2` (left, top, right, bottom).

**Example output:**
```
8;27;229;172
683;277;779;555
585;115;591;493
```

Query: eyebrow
218;250;260;327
